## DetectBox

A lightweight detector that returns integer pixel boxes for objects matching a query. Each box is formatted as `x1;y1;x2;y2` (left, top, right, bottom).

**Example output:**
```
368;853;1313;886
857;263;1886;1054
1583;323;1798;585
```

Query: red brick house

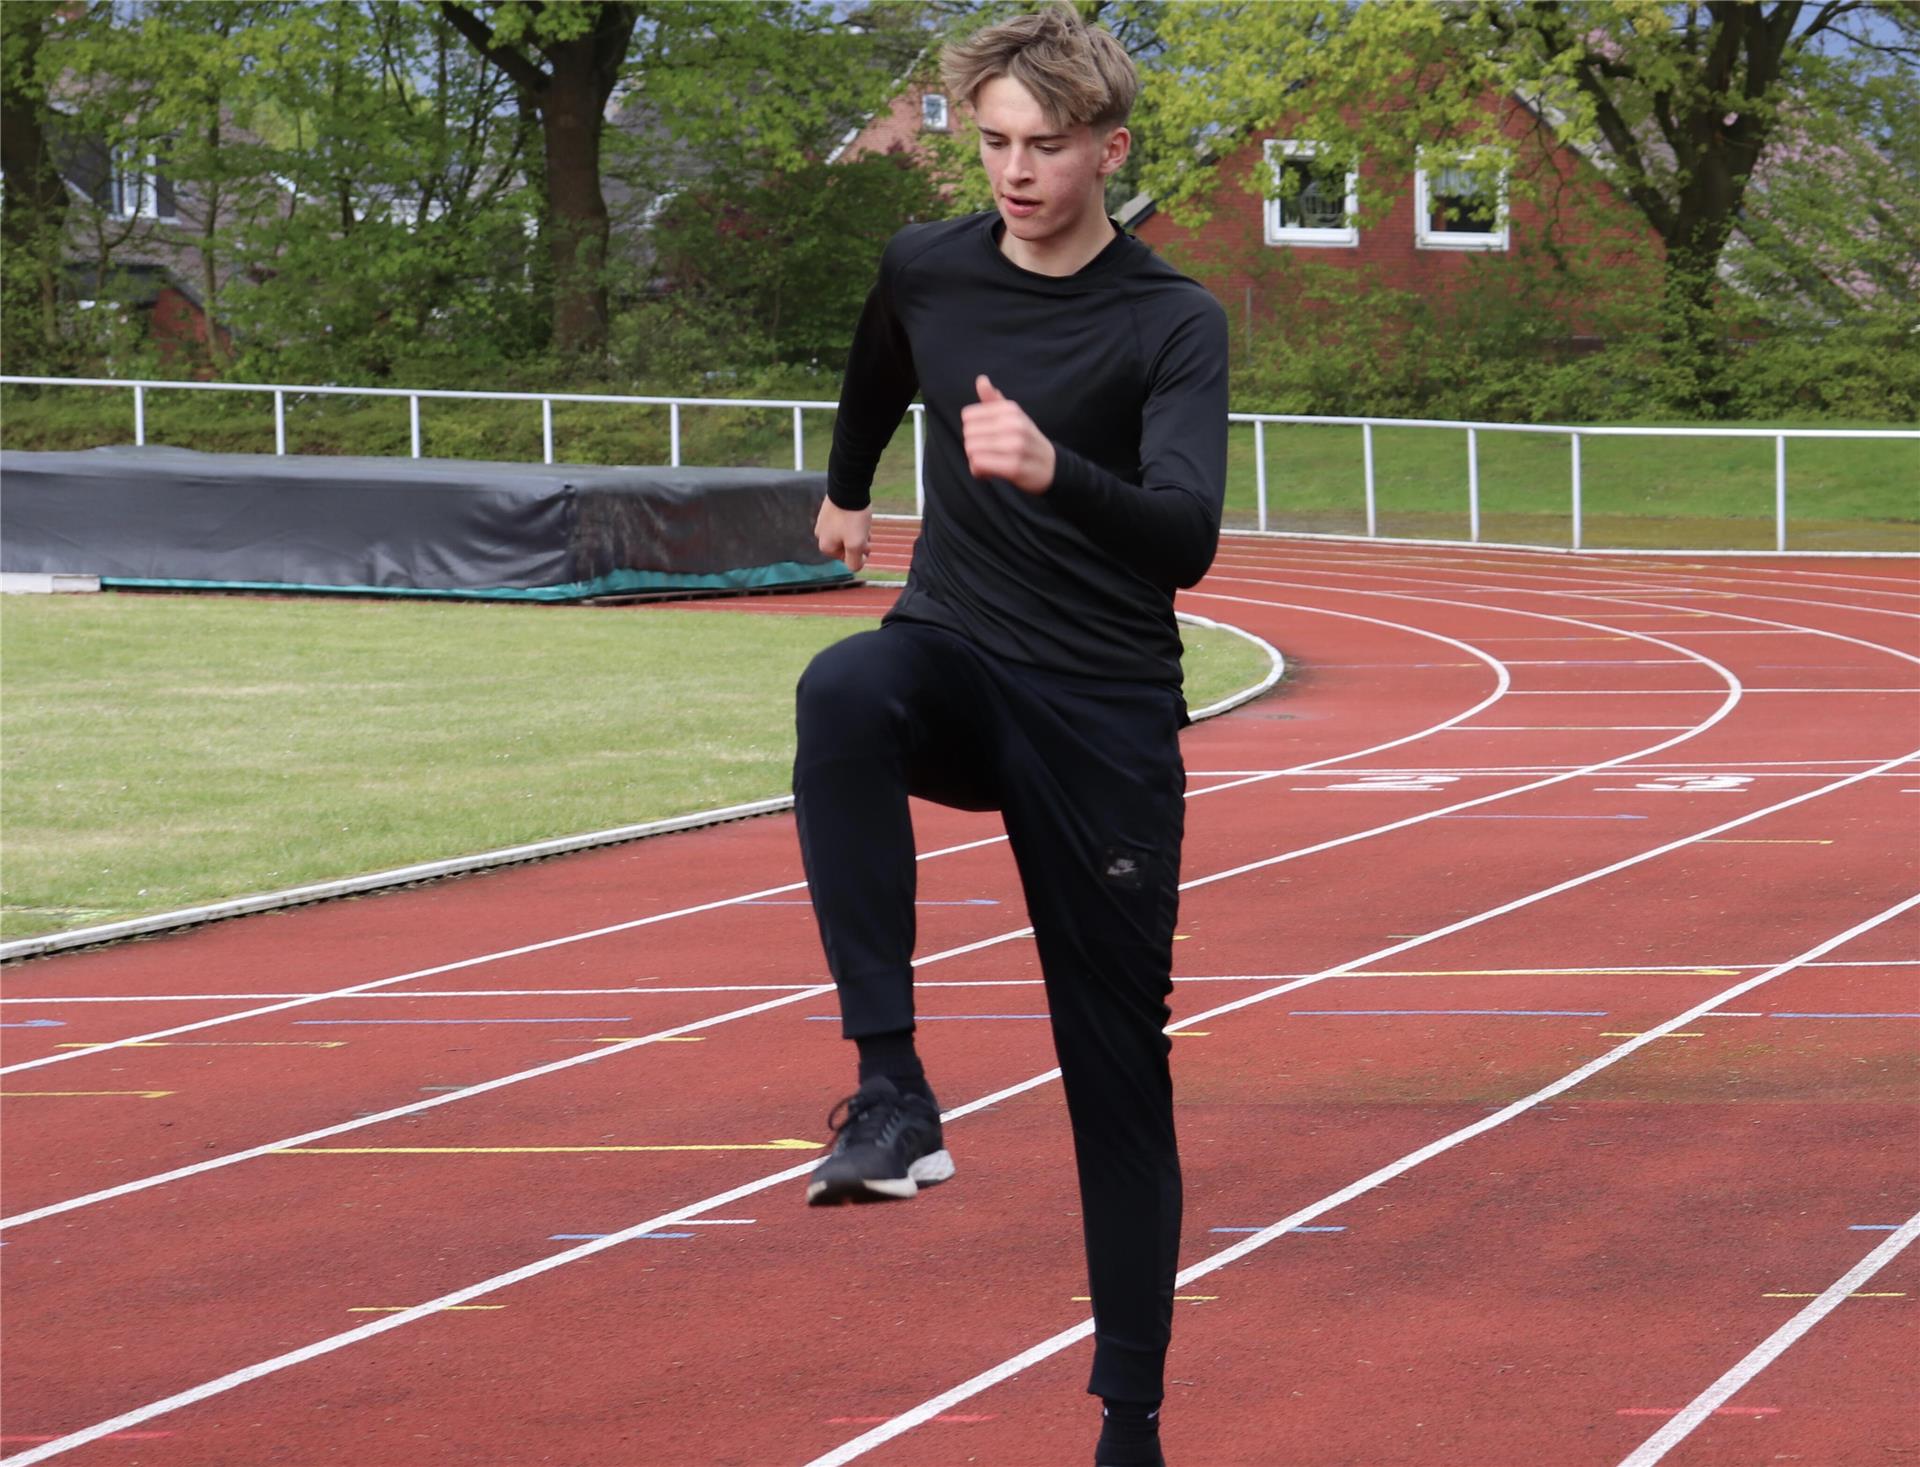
1122;93;1663;345
53;125;241;368
832;78;1659;349
828;80;954;166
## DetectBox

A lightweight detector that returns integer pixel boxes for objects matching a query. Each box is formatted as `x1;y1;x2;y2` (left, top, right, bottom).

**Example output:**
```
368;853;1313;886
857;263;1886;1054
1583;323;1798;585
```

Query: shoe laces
825;1087;901;1146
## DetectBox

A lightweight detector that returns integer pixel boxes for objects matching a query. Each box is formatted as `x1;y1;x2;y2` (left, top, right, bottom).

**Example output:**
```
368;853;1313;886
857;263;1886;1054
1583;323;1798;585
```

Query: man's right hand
815;499;874;574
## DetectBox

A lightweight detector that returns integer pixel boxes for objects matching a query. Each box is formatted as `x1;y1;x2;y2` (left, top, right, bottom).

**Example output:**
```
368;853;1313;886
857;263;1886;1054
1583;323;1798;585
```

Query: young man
793;6;1227;1464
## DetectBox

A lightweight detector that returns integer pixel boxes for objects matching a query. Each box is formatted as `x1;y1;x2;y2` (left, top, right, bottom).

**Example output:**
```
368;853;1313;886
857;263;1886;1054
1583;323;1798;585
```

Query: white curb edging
0;609;1283;963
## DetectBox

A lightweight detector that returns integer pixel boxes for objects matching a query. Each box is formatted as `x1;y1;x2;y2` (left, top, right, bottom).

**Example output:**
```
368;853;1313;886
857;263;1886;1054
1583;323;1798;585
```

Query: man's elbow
1165;498;1221;588
1170;546;1217;590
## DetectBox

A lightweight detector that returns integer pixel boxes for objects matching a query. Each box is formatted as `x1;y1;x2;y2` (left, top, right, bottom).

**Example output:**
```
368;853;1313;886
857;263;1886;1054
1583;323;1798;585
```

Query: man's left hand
962;375;1056;494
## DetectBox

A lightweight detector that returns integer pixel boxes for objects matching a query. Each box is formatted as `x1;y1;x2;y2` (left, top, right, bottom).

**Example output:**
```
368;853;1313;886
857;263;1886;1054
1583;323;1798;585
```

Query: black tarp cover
0;446;852;600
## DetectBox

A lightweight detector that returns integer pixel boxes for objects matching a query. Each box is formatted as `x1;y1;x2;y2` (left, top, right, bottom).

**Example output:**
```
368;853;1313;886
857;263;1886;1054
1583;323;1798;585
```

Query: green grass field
0;593;1273;941
5;384;1913;550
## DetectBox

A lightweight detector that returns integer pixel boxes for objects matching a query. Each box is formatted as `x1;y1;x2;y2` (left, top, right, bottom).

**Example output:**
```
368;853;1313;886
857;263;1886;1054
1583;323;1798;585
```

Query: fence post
409;395;421;459
670;403;681;467
912;404;926;516
1467;427;1480;542
134;384;145;446
273;390;286;456
1571;431;1583;551
542;399;554;465
1775;434;1787;553
1362;422;1377;538
793;405;805;471
1254;419;1269;533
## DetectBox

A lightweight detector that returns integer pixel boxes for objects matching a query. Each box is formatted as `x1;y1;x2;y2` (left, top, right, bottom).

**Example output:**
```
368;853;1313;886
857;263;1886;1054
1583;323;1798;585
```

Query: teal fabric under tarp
101;560;850;601
1;446;854;601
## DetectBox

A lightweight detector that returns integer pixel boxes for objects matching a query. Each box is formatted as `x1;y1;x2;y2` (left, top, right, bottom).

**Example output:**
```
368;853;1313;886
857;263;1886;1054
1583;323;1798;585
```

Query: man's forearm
1046;444;1221;588
827;279;918;511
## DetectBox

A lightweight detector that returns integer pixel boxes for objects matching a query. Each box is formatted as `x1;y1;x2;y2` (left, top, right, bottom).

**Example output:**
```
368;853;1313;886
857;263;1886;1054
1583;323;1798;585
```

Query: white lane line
12;783;1911;1467
1615;1208;1920;1467
1502;689;1918;695
1207;563;1920;643
10;958;1917;1005
0;987;826;1003
18;573;1879;1243
0;876;844;1076
0;597;1737;1230
1;601;1493;1075
803;891;1920;1467
1205;545;1920;616
0;921;1029;1231
1203;570;1920;684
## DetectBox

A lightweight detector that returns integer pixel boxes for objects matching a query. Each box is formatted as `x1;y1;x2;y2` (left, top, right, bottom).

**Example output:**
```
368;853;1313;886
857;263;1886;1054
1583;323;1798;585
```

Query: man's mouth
1002;195;1041;216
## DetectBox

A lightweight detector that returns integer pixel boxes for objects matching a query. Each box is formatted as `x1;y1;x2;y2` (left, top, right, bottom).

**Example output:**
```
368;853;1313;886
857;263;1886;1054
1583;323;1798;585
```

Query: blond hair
939;2;1138;132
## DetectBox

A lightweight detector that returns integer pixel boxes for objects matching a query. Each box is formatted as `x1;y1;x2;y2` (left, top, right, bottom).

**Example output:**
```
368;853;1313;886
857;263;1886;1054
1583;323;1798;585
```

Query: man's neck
998;198;1118;278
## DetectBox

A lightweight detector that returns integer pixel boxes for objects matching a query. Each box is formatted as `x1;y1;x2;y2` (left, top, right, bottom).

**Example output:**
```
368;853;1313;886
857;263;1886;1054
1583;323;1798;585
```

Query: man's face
973;74;1128;245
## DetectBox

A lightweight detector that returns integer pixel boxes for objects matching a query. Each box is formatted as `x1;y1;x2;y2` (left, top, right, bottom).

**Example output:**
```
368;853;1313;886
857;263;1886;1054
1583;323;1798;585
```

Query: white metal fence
1232;412;1916;553
4;374;1914;553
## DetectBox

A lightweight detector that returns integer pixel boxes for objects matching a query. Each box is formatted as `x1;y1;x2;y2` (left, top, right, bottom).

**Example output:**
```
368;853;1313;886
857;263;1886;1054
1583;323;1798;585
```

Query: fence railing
4;375;1914;553
1231;412;1916;553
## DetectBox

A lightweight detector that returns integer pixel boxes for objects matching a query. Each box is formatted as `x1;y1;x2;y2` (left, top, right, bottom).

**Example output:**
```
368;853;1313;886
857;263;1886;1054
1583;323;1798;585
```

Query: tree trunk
0;2;71;364
541;37;611;359
437;2;636;363
201;111;228;372
1658;238;1727;416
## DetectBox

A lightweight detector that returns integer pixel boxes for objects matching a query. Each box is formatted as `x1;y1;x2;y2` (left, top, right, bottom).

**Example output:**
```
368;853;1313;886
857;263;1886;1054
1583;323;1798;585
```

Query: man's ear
1098;125;1132;179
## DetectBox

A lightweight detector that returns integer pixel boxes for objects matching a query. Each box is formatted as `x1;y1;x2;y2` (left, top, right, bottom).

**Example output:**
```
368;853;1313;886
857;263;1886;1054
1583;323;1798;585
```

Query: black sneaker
805;1076;954;1205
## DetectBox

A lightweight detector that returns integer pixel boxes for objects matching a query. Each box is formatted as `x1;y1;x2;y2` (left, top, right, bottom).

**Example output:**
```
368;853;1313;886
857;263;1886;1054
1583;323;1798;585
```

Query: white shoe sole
807;1149;955;1205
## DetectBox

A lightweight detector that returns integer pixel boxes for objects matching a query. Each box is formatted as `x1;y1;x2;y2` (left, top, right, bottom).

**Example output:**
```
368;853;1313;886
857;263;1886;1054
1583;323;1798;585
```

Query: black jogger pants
793;619;1186;1405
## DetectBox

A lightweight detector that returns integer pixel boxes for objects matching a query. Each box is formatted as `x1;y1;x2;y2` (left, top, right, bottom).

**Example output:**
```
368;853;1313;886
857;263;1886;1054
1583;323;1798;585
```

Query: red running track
2;533;1917;1467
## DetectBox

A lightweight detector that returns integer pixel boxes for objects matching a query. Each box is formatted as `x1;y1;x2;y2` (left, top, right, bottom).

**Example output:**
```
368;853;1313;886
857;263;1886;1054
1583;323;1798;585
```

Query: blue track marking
1441;814;1648;820
1287;1009;1608;1017
805;1014;1050;1022
741;899;999;906
1211;1226;1346;1234
0;1019;65;1028
1851;1225;1900;1231
1770;1012;1920;1018
294;1017;632;1025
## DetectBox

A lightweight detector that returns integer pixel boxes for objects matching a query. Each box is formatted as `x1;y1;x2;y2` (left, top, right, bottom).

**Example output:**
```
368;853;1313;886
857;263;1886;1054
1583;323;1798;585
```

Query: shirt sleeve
826;241;919;512
1043;297;1229;589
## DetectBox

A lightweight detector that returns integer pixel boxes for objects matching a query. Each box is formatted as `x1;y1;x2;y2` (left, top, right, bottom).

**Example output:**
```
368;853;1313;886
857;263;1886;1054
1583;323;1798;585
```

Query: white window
110;150;175;221
1262;140;1357;247
921;93;949;133
1414;150;1508;250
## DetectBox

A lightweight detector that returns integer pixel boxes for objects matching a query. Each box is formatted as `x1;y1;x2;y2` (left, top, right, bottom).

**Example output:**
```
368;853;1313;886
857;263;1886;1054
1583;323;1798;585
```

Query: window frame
1413;149;1509;252
920;93;950;134
109;148;177;222
1261;139;1358;248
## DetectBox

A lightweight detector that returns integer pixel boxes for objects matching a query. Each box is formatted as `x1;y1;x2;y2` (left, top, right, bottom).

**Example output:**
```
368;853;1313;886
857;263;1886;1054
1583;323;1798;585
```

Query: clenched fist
815;498;873;573
961;375;1055;494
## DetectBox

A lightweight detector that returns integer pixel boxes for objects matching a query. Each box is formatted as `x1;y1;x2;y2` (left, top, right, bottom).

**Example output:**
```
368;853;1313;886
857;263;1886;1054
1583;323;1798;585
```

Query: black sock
853;1030;934;1105
1096;1399;1164;1467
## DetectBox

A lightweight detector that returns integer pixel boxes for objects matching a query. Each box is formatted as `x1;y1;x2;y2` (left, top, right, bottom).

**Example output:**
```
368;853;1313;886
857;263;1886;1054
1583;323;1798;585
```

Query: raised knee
796;635;896;745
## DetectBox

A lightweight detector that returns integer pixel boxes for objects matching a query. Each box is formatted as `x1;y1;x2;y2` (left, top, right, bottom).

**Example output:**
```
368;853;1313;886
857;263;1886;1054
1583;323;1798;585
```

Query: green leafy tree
1140;1;1918;415
230;1;542;379
437;1;642;360
435;2;921;364
652;153;942;370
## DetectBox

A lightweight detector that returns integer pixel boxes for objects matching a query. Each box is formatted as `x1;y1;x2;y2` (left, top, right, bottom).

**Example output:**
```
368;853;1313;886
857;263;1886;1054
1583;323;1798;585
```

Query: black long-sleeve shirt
826;211;1229;687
